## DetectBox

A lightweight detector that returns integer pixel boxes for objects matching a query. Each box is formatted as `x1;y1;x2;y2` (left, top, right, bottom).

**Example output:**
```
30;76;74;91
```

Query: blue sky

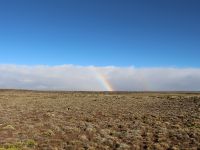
0;0;200;67
0;0;200;91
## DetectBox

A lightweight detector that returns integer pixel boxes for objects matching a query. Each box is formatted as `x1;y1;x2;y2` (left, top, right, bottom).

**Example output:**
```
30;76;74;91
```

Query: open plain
0;90;200;150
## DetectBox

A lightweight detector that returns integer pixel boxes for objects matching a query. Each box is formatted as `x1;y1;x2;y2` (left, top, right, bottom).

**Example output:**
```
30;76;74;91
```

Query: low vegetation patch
0;90;199;149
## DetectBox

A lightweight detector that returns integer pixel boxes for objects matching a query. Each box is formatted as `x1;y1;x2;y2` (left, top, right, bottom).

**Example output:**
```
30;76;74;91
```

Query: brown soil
0;90;200;150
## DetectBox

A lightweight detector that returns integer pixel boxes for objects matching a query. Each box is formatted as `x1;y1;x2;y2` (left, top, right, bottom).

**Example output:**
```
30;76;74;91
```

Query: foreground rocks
0;90;199;149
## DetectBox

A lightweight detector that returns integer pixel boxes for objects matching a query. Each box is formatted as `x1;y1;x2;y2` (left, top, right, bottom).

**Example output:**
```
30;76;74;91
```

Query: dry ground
0;90;200;150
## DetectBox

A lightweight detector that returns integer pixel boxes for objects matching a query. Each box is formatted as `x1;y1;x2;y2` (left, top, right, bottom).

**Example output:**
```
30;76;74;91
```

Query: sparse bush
25;139;37;148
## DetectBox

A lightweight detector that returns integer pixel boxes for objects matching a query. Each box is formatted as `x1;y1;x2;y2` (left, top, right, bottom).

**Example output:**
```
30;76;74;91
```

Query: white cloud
0;64;200;91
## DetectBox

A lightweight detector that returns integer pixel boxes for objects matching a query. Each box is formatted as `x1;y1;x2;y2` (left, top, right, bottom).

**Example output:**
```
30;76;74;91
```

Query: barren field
0;90;200;150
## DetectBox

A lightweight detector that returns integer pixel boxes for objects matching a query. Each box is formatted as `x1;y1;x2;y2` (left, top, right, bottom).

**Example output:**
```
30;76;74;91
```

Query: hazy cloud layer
0;64;200;91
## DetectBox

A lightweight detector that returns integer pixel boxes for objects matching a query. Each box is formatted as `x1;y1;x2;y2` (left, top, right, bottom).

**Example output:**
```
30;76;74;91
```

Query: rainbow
90;67;114;91
95;73;113;91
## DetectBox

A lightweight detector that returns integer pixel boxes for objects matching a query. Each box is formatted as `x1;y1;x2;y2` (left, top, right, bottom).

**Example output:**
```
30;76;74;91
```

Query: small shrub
25;139;37;148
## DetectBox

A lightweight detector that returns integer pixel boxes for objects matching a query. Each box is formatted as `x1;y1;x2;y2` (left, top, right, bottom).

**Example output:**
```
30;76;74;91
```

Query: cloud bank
0;64;200;91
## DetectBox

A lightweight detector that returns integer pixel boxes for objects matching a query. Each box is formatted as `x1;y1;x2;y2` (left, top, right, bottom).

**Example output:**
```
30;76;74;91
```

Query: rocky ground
0;90;200;150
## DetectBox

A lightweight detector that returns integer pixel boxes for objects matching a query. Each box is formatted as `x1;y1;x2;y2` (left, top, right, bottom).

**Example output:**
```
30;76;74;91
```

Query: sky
0;0;200;91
